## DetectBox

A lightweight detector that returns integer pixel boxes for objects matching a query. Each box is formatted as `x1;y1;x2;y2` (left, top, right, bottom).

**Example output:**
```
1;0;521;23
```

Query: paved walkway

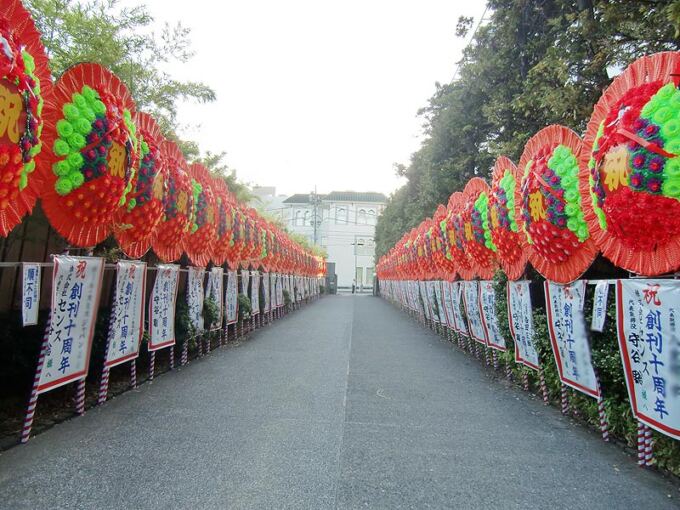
0;295;677;509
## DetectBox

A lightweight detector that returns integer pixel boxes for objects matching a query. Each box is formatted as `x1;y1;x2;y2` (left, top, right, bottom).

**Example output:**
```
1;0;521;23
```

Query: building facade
278;191;386;289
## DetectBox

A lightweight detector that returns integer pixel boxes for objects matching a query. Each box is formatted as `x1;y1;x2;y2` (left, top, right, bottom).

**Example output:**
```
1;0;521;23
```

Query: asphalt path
0;295;678;509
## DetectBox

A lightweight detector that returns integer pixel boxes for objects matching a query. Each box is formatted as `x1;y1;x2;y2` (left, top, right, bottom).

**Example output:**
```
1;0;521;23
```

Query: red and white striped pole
97;366;110;406
485;347;491;367
149;351;155;381
505;359;512;381
637;421;646;466
130;359;137;389
98;288;118;405
644;425;654;466
21;313;51;443
197;333;204;357
539;369;549;405
205;333;211;354
596;391;609;441
181;338;189;366
595;375;609;441
169;346;175;370
523;371;529;392
75;379;86;416
560;384;569;415
492;351;498;371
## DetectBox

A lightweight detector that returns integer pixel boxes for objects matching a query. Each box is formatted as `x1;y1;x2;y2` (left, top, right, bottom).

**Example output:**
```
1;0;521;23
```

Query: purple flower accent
630;172;644;189
644;124;660;137
628;141;641;151
648;156;664;173
632;153;646;169
648;137;664;148
633;118;648;131
647;178;662;193
556;217;566;227
556;202;565;213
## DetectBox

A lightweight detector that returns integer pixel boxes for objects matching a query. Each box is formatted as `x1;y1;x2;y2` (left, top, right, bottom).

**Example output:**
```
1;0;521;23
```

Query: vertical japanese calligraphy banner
410;281;419;311
616;280;680;439
241;269;250;297
270;274;276;307
105;261;146;368
37;256;104;394
545;281;599;398
225;270;238;325
451;282;468;336
507;281;540;370
419;281;431;320
591;281;609;333
433;281;444;324
441;281;455;329
251;271;260;316
148;264;179;351
206;267;224;328
479;281;506;351
22;263;41;326
463;281;486;344
263;272;271;313
271;273;277;306
276;274;284;308
187;267;205;332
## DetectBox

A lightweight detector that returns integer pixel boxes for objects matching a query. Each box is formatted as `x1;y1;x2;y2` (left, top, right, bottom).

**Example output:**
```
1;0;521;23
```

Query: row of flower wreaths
375;52;680;459
0;0;325;277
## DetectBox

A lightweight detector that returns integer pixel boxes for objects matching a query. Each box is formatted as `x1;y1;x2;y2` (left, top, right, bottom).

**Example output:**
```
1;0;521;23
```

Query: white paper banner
263;272;271;312
507;281;540;370
105;261;146;368
241;269;250;297
187;266;205;332
272;273;278;307
419;281;431;319
206;267;224;328
225;270;238;325
22;263;41;326
545;281;599;398
251;271;260;315
410;281;419;311
616;279;680;439
38;256;104;393
149;264;179;351
451;282;468;336
441;281;455;329
479;281;506;351
463;281;486;344
591;281;609;332
433;281;444;324
276;273;284;307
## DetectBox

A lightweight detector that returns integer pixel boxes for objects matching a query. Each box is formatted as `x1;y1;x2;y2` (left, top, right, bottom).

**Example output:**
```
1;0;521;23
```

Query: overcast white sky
125;0;488;197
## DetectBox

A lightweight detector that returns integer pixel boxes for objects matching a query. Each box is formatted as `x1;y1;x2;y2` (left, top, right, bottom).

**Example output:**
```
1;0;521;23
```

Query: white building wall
283;197;384;289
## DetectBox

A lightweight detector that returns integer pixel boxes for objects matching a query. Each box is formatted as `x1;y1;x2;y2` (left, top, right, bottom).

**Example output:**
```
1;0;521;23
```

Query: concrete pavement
0;295;677;509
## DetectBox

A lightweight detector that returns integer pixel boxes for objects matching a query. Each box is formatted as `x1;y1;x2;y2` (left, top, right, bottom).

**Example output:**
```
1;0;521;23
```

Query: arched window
357;208;367;225
367;209;376;225
303;210;311;226
294;210;302;226
336;206;347;224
